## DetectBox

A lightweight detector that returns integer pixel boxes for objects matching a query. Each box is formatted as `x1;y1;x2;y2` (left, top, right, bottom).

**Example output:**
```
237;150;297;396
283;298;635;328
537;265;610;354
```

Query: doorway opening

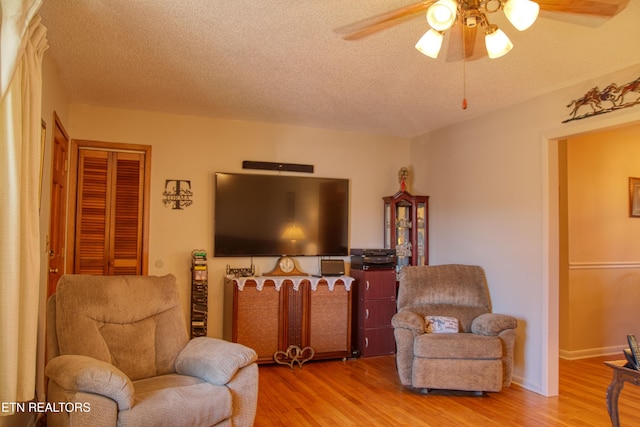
543;111;640;396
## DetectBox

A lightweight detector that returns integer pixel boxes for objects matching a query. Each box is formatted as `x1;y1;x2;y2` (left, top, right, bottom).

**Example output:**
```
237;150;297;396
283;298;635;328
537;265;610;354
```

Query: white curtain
1;0;42;96
0;0;48;410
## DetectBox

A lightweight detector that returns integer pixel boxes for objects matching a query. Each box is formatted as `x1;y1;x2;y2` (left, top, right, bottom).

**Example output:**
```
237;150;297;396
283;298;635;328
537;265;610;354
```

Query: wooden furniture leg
606;369;623;427
605;360;640;427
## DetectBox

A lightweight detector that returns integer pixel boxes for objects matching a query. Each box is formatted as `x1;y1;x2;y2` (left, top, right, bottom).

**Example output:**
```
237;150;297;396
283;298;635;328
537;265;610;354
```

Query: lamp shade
503;0;539;31
415;29;444;58
281;224;305;241
426;0;457;31
485;27;513;58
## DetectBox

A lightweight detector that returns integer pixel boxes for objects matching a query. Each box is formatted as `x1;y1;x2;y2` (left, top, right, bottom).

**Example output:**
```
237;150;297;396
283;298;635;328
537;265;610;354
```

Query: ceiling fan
336;0;629;62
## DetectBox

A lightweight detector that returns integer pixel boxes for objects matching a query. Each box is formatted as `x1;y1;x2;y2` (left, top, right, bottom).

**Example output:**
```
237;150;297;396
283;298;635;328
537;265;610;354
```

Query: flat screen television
214;172;349;257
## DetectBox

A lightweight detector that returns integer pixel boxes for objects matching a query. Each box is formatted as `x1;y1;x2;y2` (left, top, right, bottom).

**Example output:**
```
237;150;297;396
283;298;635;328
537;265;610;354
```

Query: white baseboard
559;344;626;360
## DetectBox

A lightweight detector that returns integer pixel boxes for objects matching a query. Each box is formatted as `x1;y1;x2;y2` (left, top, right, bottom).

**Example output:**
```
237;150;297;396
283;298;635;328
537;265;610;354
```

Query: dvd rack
191;249;208;338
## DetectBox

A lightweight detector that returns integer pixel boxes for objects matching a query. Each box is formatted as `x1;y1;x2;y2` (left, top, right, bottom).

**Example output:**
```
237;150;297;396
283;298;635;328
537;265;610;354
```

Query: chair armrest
175;337;258;386
391;310;426;335
471;313;517;336
45;355;135;410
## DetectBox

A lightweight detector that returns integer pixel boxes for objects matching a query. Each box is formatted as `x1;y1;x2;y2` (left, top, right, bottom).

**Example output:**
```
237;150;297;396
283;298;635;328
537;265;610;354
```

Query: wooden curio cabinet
383;191;429;272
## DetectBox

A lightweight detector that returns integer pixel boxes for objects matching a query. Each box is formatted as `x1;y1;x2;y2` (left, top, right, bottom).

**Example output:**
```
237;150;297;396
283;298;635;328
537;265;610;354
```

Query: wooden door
47;114;69;296
233;282;281;363
309;282;351;357
73;149;109;274
67;140;151;275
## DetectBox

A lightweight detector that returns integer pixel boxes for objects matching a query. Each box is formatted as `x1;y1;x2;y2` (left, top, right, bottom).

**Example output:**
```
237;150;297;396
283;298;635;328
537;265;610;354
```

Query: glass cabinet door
395;202;412;268
416;201;427;266
383;191;429;272
384;202;391;249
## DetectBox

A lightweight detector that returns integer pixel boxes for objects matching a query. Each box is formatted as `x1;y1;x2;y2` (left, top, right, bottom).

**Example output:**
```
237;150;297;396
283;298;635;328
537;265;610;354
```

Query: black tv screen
214;173;349;257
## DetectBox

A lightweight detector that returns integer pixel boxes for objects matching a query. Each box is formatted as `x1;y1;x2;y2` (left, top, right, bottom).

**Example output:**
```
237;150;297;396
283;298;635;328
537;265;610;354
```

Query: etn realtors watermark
1;401;90;413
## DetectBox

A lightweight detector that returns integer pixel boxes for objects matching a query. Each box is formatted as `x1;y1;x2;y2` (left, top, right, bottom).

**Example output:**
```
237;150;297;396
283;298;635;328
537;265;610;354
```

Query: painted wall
410;64;640;395
561;124;640;358
29;55;72;423
38;44;640;399
65;105;411;339
36;52;411;414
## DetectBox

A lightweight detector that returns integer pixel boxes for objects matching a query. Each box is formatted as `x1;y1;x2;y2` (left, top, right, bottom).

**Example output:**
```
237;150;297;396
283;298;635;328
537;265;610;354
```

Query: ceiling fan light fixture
503;0;539;31
484;26;513;58
415;29;444;58
426;0;458;31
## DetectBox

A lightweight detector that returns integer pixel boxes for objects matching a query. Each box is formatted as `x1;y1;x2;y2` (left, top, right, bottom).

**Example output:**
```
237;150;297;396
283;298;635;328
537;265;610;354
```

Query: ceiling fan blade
335;1;436;41
536;0;629;17
462;25;481;60
446;24;484;62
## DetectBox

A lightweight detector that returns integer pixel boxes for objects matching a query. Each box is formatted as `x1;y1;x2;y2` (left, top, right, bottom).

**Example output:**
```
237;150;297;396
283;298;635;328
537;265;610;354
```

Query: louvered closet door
109;152;144;275
74;150;145;275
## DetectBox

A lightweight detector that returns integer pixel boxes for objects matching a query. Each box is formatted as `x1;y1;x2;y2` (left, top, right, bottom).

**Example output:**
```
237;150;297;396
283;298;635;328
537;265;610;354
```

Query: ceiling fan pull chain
462;47;468;110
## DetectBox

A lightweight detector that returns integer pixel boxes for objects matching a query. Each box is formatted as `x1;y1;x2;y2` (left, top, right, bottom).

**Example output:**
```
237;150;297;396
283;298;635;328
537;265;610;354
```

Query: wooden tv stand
223;276;353;365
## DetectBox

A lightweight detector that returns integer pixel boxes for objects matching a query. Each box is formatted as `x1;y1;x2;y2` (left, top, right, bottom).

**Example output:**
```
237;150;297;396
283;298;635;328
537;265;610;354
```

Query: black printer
350;248;396;270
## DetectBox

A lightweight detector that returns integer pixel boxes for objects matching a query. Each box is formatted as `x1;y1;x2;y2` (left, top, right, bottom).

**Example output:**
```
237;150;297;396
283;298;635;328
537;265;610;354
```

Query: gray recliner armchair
392;264;517;393
46;274;258;427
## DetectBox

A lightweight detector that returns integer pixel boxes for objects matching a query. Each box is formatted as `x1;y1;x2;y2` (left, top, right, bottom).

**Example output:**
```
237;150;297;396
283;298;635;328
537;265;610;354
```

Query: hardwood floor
255;355;640;426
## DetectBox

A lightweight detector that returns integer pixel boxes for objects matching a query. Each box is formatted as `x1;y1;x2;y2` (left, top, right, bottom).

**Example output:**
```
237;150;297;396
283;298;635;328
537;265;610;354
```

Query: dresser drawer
362;298;397;328
359;270;396;299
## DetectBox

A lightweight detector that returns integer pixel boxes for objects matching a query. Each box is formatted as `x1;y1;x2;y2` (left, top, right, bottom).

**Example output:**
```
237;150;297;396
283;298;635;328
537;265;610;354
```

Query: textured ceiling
38;0;640;138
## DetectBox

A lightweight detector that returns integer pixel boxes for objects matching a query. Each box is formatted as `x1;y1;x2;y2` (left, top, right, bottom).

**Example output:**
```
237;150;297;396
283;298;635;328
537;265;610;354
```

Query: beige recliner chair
46;274;258;427
392;264;517;393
